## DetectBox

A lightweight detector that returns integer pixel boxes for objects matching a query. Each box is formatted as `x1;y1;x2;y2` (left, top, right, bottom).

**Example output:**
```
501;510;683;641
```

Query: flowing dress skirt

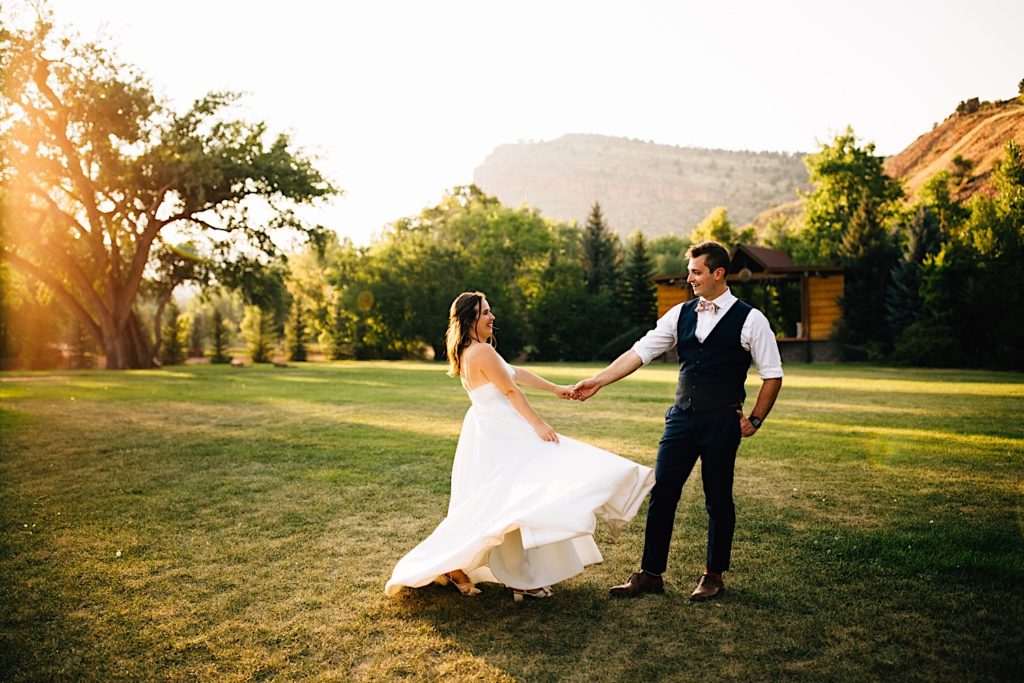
385;383;654;594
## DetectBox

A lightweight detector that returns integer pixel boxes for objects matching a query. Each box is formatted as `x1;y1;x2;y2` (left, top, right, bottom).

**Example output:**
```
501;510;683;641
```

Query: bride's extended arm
473;346;559;443
512;366;577;399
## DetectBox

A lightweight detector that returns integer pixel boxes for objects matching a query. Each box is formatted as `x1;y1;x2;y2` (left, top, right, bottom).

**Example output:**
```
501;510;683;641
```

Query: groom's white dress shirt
631;288;784;380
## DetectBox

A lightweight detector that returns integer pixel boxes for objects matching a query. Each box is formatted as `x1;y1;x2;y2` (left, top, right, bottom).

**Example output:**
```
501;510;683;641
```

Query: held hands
571;377;601;402
554;385;581;401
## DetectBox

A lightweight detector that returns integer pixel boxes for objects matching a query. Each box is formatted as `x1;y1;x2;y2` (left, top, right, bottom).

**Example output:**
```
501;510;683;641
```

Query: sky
29;0;1024;245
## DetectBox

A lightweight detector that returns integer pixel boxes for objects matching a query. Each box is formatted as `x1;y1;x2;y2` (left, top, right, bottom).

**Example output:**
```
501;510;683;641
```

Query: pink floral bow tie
696;299;719;314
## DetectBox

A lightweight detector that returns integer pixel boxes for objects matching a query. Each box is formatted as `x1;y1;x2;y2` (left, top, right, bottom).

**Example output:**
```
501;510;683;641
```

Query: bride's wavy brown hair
445;291;493;377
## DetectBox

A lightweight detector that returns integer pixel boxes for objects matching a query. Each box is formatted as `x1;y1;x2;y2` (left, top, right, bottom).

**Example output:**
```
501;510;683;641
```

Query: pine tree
836;189;899;357
323;298;349;360
188;315;204;358
210;309;232;364
241;306;274;363
623;231;657;329
286;300;308;362
159;301;187;366
581;202;622;294
885;207;938;339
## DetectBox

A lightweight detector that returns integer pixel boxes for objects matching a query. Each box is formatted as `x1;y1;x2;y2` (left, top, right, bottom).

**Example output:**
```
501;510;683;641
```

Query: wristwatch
748;415;763;430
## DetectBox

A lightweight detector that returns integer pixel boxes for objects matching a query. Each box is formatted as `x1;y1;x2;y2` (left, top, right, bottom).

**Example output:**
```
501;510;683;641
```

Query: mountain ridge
473;133;809;237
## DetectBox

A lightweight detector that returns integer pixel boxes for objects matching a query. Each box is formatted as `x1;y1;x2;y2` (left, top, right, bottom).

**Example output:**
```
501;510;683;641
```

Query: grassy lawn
1;361;1022;681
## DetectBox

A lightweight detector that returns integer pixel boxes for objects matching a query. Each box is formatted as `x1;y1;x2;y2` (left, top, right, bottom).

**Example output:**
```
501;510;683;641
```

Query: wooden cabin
652;244;844;362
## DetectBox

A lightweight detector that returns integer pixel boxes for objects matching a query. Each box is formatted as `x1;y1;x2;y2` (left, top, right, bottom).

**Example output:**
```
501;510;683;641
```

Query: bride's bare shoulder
464;343;501;365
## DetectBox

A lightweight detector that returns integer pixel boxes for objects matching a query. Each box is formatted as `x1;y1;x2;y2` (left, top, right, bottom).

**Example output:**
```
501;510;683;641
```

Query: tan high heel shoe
437;570;481;596
511;586;553;603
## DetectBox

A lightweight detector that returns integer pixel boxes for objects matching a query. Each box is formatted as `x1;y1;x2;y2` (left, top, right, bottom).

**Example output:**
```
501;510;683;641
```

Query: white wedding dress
385;356;655;595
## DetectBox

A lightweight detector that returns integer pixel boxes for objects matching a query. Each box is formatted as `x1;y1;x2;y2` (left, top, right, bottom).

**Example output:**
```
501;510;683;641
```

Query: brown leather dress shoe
609;571;665;596
689;573;724;601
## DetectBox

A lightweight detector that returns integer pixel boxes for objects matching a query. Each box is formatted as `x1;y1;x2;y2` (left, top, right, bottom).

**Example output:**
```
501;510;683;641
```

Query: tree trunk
151;290;171;362
101;313;154;369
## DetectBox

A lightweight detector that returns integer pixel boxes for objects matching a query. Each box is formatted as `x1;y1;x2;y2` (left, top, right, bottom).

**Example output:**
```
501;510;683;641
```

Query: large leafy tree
801;127;903;263
0;17;336;368
357;186;553;360
688;206;754;248
800;128;903;358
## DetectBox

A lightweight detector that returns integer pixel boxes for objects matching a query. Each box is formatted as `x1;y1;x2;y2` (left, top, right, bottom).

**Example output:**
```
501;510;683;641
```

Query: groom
574;240;782;601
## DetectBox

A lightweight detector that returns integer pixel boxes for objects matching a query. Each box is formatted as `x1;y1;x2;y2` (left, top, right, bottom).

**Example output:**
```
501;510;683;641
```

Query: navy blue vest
675;298;753;411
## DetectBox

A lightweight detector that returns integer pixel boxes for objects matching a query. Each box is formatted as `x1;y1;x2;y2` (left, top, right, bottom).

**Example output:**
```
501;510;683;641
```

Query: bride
385;291;655;601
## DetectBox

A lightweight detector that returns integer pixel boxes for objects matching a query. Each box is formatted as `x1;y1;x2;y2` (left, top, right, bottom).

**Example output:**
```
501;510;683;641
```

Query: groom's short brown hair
687;241;731;276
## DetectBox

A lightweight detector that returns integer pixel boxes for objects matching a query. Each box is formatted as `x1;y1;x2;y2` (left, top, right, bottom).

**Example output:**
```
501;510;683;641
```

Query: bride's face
473;298;495;340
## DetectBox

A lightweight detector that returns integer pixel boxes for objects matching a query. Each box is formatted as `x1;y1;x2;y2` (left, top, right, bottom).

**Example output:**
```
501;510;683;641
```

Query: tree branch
115;219;161;330
1;248;105;344
29;57;106;246
162;213;232;233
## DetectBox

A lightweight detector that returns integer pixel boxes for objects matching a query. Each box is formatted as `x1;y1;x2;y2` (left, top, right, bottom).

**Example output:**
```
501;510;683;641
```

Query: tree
0;17;336;368
158;300;186;365
648;234;689;275
886;207;938;342
285;300;308;361
188;313;204;358
240;305;275;363
956;98;981;115
833;188;899;357
689;206;756;250
581;202;621;294
351;186;554;360
950;155;976;189
147;242;210;362
209;308;232;364
801;127;903;263
525;225;591;360
623;230;657;329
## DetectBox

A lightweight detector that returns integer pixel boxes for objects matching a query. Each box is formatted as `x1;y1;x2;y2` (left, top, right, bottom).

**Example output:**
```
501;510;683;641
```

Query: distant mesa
473;133;809;238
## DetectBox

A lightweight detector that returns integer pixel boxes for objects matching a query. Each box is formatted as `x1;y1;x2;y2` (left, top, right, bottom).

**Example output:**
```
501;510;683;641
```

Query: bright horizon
31;0;1024;245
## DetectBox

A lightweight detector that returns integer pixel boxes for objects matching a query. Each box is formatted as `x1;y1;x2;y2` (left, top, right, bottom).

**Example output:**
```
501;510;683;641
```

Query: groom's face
687;255;724;299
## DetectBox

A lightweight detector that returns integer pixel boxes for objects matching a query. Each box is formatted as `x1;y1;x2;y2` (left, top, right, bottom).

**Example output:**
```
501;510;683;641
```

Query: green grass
1;361;1022;681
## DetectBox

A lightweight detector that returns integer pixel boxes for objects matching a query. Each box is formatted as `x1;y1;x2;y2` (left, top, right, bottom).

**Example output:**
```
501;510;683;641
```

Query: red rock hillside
884;97;1024;200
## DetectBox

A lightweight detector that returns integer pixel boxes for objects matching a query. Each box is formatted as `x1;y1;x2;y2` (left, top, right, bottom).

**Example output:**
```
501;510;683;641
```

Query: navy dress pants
641;404;742;574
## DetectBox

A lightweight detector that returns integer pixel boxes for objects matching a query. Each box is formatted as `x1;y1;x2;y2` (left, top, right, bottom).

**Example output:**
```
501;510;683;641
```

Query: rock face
473;133;809;237
884;98;1024;201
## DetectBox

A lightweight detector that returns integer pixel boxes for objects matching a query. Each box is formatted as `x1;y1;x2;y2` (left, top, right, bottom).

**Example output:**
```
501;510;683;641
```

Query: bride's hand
534;422;560;444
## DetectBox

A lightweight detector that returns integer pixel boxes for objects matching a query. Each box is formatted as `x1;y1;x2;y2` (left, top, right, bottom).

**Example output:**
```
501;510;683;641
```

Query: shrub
892;321;961;367
956;98;980;115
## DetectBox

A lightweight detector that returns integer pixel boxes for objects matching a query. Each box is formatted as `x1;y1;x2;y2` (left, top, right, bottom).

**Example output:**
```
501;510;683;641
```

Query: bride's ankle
447;569;471;584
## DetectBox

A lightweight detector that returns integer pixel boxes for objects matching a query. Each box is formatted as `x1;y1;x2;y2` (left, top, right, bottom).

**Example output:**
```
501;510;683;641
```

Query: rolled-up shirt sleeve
631;305;682;365
742;309;784;379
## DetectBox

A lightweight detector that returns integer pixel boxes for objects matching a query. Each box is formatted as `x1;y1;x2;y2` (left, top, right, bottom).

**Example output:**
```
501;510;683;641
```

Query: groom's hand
572;378;602;401
737;410;758;437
